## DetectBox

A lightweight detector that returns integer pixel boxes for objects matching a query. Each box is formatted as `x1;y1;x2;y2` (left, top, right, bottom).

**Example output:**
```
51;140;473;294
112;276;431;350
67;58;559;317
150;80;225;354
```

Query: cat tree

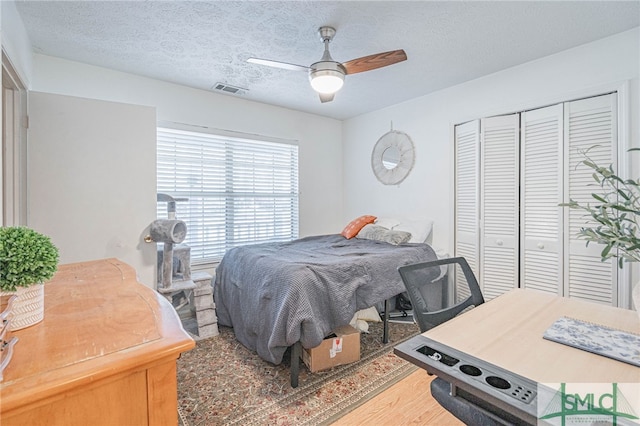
150;194;218;338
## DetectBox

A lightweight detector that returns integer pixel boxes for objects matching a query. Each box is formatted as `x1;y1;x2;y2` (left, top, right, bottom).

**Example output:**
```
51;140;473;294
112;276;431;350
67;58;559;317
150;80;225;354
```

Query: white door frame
2;49;28;226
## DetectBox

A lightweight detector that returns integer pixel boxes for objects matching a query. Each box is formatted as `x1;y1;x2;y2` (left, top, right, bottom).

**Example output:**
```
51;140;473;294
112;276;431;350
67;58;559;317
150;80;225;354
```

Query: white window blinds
157;126;299;264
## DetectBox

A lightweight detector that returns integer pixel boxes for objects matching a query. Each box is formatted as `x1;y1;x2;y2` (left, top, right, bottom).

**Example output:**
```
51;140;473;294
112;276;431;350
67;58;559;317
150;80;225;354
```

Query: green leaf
0;227;59;291
559;149;640;269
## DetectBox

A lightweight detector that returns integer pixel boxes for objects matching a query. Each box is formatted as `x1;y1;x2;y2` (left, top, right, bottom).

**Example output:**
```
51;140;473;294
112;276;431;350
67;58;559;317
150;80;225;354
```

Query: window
157;126;299;264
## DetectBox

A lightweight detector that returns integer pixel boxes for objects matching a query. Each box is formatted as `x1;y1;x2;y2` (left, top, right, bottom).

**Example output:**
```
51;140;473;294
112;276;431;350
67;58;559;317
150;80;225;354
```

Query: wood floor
331;369;464;425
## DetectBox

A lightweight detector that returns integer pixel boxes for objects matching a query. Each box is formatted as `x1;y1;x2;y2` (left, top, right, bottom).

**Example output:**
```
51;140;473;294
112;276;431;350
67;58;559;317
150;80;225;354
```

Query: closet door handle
496;239;504;246
537;243;545;249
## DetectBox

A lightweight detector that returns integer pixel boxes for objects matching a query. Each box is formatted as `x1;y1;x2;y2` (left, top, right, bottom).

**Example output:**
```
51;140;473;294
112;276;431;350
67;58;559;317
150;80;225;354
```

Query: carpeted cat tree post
150;218;191;295
149;194;218;338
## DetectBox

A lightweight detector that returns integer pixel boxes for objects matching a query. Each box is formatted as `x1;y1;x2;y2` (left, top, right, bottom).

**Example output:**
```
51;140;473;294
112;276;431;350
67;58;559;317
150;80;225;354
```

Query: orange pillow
341;215;377;239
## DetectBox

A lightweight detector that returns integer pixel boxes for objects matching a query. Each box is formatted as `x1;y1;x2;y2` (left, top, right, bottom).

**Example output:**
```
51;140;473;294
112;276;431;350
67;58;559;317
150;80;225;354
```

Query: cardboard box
301;325;361;372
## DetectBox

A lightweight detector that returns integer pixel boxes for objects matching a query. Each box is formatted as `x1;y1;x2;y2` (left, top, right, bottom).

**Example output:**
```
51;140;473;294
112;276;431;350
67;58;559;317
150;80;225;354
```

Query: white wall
342;28;640;255
5;7;638;288
28;92;157;286
30;55;344;240
3;6;342;285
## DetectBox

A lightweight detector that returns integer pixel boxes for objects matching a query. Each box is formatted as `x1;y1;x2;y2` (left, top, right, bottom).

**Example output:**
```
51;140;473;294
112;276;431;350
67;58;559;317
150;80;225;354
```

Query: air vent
212;83;247;95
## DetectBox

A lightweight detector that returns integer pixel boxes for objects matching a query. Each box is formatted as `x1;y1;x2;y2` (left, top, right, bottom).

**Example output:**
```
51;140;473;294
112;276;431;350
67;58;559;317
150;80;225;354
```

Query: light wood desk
394;289;640;424
1;258;195;426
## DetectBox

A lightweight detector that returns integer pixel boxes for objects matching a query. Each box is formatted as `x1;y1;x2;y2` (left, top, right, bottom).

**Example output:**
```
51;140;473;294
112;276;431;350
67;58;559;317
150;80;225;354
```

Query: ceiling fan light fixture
248;26;407;103
309;68;344;94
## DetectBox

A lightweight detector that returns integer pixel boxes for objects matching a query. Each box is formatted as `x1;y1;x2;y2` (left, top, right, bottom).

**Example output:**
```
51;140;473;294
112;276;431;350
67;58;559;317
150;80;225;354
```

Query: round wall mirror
371;130;415;185
382;146;400;170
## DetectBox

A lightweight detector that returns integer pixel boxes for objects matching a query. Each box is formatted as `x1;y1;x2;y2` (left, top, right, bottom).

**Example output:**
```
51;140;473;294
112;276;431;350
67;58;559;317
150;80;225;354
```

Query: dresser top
1;258;195;411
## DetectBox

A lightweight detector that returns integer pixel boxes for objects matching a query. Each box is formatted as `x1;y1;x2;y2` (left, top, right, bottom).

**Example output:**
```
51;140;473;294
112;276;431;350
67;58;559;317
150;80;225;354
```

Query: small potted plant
0;227;59;330
562;147;640;311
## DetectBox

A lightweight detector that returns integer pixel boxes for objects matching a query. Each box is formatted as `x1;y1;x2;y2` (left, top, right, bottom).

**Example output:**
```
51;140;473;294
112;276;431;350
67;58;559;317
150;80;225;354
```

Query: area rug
177;321;420;425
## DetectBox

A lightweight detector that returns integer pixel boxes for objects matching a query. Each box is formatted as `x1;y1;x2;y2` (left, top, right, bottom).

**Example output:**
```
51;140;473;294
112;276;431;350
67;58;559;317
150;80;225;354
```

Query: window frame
156;122;299;265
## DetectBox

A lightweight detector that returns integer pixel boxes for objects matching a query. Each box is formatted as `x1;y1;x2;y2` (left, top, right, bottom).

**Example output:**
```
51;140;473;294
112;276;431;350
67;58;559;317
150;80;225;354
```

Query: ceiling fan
247;26;407;103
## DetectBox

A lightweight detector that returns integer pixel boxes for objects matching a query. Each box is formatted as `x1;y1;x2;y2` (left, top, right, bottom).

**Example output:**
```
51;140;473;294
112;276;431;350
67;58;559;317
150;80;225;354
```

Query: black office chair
398;258;512;426
397;256;484;333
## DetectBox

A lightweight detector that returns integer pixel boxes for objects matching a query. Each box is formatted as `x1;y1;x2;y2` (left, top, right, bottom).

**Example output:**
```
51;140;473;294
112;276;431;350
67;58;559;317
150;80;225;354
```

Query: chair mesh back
398;257;484;332
455;266;471;303
399;263;449;313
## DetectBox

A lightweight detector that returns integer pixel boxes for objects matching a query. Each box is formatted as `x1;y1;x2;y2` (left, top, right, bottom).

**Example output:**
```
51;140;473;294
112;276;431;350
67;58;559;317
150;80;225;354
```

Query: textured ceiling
15;1;640;120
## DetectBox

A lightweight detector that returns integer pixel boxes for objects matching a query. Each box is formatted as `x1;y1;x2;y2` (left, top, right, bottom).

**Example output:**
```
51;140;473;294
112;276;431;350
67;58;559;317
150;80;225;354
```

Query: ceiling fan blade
342;49;407;75
319;93;334;103
247;58;308;72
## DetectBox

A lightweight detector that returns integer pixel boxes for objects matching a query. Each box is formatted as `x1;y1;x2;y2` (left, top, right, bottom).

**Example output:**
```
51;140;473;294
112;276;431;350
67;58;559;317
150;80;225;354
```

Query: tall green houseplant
562;147;640;311
563;148;640;268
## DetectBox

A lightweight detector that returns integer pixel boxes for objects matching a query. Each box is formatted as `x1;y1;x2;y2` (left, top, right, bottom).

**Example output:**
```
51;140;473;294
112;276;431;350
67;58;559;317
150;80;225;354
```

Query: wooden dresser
0;258;195;426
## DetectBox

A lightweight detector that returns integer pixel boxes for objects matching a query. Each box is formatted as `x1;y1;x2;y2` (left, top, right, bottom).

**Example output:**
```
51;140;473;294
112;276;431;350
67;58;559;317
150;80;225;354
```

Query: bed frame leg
383;298;390;344
290;341;301;388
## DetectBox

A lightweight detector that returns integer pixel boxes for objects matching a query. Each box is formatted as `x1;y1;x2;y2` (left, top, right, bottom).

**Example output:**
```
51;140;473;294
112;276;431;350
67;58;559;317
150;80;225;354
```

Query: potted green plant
562;147;640;310
0;226;59;330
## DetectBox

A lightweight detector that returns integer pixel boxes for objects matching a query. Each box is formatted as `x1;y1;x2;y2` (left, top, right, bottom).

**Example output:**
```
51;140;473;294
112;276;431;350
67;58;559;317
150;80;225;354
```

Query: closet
454;93;619;306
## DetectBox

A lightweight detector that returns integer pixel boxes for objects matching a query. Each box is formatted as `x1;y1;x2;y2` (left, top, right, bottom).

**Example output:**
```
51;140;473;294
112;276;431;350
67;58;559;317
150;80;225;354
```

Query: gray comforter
214;234;437;364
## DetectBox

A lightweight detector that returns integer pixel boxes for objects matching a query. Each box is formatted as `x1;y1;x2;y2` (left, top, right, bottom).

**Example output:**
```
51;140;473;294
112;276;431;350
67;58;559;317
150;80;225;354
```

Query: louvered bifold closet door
564;93;618;305
454;120;480;302
520;104;564;295
479;115;519;300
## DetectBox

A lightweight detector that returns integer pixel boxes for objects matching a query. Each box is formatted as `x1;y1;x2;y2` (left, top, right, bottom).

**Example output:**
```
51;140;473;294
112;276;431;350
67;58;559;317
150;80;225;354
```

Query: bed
213;217;438;379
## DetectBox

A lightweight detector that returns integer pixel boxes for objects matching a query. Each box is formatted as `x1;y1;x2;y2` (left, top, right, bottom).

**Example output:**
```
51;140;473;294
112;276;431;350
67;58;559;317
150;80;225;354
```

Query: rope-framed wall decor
371;128;415;185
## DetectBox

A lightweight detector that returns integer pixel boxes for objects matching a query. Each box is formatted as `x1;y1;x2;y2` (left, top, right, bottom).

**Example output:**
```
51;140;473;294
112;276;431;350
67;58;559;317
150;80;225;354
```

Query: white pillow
374;217;401;230
393;218;434;243
350;306;382;333
353;306;382;322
